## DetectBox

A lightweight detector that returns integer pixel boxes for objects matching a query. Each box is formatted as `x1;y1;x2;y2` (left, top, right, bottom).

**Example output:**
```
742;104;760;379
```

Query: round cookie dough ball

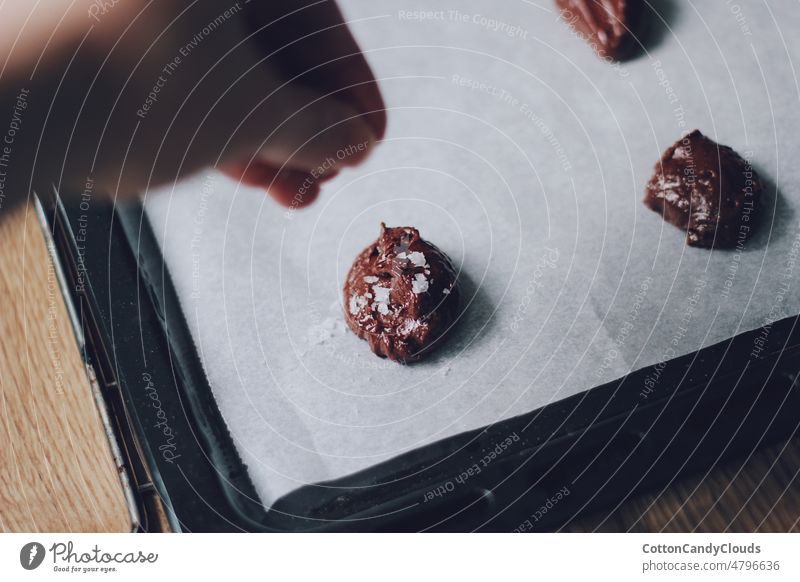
343;224;460;362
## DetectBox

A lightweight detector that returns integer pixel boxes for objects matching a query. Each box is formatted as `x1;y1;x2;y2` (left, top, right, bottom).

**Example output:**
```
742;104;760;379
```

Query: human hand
216;0;387;207
0;0;386;208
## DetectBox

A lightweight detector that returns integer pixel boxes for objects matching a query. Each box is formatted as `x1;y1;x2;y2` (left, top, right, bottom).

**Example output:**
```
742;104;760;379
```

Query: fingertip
292;183;320;207
220;161;276;187
349;83;387;141
269;167;320;208
220;162;321;208
269;178;320;208
331;114;378;169
364;109;387;142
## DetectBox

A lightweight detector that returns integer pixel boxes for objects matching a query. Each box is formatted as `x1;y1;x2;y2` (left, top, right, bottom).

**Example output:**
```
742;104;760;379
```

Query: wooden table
1;202;798;532
0;203;130;532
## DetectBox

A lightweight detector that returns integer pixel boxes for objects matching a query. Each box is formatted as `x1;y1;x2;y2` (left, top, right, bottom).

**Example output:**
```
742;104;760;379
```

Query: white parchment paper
145;0;800;506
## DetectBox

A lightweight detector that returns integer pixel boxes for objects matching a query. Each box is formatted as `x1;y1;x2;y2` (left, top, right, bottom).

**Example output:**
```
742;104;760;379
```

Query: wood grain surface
0;203;131;532
0;203;797;532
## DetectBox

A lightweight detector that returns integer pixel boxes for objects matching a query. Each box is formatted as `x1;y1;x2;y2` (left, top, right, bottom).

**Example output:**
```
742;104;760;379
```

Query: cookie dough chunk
644;130;762;249
555;0;643;61
344;224;460;362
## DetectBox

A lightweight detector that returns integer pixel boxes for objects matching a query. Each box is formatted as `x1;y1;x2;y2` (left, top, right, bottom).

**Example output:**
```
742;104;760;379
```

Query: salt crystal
412;273;429;294
399;319;420;335
372;285;390;303
372;284;392;315
406;251;427;267
349;294;367;315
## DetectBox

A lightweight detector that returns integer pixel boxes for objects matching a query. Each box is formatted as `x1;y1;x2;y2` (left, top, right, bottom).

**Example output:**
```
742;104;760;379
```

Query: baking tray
39;191;800;531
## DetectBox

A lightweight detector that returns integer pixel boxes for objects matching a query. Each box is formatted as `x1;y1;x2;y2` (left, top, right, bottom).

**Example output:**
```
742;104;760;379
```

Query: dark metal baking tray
39;192;800;532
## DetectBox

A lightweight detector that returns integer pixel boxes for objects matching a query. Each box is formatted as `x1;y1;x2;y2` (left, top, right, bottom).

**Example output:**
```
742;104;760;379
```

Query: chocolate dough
555;0;643;61
644;129;762;248
343;224;460;362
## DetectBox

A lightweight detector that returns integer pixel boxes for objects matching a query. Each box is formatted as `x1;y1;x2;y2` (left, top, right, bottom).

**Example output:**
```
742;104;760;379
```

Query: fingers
244;0;387;140
212;1;386;206
126;0;386;207
220;161;324;208
226;69;377;174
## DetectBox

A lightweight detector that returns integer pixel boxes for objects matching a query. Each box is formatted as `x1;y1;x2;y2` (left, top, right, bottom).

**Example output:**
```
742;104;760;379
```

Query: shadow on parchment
740;165;793;252
624;0;679;62
413;268;497;367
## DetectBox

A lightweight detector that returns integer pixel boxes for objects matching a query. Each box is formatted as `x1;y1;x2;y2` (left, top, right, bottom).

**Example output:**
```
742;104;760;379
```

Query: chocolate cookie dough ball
555;0;644;61
644;130;762;249
343;224;460;362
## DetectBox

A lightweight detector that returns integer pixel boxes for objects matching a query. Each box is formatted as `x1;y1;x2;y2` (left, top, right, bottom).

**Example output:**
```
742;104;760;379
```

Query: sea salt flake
372;284;391;303
412;273;429;294
349;294;367;315
372;284;392;315
399;319;420;335
407;251;428;267
363;276;379;283
308;317;344;345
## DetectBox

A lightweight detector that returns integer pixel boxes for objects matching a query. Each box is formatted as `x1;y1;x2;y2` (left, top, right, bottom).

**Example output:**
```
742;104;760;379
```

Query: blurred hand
0;0;386;208
216;0;387;207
